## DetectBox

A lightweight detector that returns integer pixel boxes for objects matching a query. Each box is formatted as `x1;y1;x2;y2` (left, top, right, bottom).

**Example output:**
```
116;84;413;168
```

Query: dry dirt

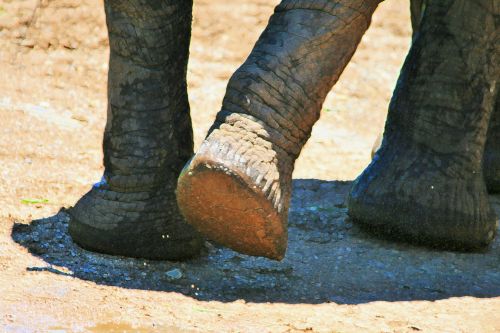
0;0;499;332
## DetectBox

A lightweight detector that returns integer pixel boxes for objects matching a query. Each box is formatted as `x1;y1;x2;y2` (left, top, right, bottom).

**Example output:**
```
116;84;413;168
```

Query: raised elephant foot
177;121;289;260
348;142;498;250
69;182;203;260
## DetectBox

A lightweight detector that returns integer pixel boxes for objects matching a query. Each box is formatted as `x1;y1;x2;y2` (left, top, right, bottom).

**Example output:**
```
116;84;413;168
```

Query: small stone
165;268;183;280
62;40;78;50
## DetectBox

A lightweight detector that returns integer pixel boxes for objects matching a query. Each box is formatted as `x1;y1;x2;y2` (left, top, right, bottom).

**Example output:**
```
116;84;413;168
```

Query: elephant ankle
69;179;203;260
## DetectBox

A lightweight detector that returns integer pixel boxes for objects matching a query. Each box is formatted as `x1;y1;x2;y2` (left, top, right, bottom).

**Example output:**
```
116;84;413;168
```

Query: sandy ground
0;0;499;332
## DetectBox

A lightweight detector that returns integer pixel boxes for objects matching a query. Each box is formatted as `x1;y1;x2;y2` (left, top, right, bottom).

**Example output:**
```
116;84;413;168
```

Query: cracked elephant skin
68;0;499;261
68;0;204;260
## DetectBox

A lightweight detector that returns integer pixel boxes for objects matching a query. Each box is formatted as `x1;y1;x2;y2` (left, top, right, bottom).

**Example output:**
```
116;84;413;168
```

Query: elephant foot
348;142;498;250
69;180;203;260
348;0;500;250
177;118;290;260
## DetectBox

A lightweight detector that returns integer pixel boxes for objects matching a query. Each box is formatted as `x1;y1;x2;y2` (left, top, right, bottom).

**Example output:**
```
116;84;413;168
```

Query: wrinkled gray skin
69;0;499;260
348;0;499;249
367;0;500;247
69;0;203;259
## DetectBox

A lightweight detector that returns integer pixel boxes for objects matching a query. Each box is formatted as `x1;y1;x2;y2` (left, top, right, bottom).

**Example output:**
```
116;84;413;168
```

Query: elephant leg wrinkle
177;0;383;260
68;0;203;260
348;0;499;250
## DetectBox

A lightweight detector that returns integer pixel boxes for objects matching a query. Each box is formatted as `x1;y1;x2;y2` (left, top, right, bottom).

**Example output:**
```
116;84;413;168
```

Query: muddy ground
1;0;499;332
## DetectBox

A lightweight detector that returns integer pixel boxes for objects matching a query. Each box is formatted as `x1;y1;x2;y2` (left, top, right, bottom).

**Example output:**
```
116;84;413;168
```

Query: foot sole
177;162;287;260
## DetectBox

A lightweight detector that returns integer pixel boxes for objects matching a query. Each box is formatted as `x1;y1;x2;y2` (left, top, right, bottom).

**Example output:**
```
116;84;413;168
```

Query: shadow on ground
11;179;500;305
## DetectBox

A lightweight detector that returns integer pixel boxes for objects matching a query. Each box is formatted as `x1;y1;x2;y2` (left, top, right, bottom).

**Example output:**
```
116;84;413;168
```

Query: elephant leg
410;0;426;40
177;0;382;260
371;0;425;159
484;96;500;193
348;0;499;249
68;0;202;260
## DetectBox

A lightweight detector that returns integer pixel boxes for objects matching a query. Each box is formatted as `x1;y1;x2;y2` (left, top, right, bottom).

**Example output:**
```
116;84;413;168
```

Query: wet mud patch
12;180;500;304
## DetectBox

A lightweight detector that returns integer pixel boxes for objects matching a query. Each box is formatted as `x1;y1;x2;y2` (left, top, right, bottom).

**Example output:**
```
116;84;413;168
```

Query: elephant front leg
177;0;382;260
68;0;202;260
348;0;499;249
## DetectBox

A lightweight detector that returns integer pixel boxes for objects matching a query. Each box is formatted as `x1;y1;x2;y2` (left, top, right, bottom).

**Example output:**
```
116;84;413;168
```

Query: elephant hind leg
348;0;499;250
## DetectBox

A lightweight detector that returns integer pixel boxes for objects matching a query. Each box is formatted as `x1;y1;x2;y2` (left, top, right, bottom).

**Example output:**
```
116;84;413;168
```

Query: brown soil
1;0;499;332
